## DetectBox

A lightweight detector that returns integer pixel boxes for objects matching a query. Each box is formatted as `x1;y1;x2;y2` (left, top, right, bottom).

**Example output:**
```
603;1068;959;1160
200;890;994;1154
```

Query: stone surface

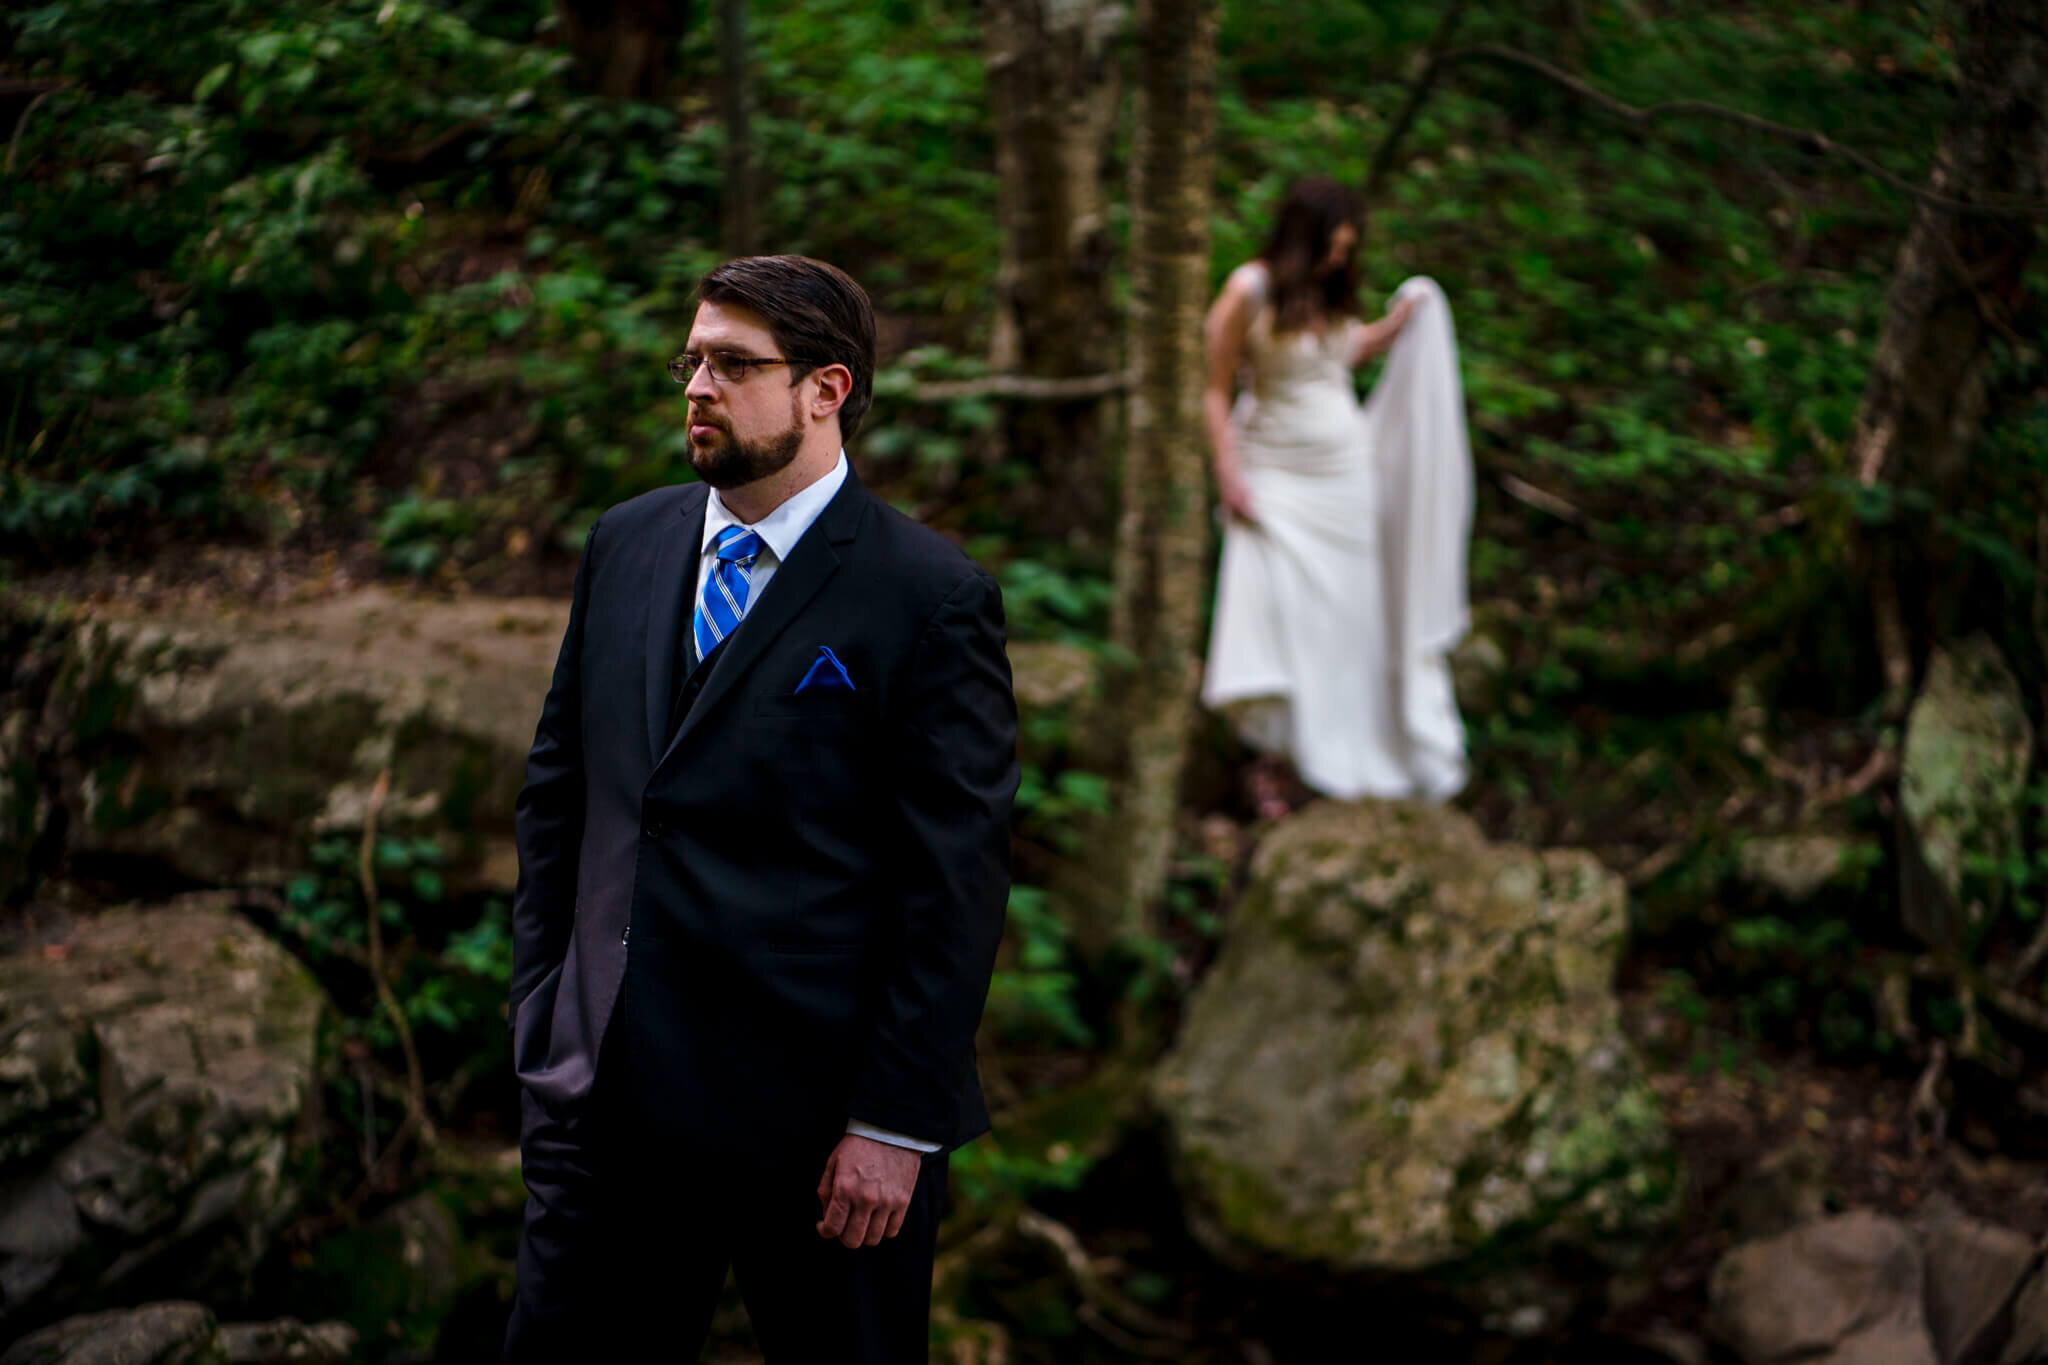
49;589;572;892
1898;637;2034;951
1153;799;1681;1334
29;590;1084;894
1708;1211;1939;1365
0;897;329;1332
1910;1195;2038;1365
1712;1139;1833;1245
217;1318;357;1364
0;1302;223;1365
0;1304;356;1365
2003;1262;2048;1364
1734;833;1868;907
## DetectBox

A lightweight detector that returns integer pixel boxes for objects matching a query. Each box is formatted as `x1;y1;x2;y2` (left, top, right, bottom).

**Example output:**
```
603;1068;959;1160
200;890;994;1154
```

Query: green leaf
194;62;233;102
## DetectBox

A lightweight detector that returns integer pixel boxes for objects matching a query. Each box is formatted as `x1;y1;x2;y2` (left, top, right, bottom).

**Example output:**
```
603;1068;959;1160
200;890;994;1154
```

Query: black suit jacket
509;469;1018;1151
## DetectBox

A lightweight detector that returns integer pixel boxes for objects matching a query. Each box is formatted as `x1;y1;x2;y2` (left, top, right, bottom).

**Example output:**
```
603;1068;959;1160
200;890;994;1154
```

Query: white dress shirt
691;451;941;1156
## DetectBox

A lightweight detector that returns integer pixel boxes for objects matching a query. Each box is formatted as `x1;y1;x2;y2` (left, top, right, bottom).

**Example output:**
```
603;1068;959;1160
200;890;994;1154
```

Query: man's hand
815;1134;923;1249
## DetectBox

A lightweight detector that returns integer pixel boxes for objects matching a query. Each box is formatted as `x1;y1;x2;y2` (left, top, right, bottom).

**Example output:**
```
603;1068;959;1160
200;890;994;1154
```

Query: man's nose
685;364;719;403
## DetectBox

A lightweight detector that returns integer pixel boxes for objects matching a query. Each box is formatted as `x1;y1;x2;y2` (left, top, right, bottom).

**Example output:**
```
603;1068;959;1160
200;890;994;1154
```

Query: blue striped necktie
693;526;763;662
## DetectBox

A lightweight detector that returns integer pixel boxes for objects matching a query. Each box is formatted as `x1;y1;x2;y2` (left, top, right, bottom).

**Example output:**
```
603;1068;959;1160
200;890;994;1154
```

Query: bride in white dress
1201;177;1474;812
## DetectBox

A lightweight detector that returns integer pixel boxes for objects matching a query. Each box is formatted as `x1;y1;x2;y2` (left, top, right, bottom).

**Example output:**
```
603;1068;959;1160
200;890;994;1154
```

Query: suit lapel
658;470;871;769
644;485;708;764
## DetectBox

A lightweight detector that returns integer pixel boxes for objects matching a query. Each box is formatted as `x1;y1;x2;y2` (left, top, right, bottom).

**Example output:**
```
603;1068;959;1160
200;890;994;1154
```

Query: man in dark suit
504;255;1018;1362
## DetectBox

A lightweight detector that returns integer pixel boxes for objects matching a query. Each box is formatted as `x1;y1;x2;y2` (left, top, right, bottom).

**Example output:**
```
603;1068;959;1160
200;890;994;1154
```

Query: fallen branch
1998;908;2048;994
1016;1209;1194;1349
1909;1038;1948;1149
1625;840;1689;888
1496;472;1588;526
896;371;1134;403
1800;744;1896;815
1981;977;2048;1037
1076;1303;1183;1359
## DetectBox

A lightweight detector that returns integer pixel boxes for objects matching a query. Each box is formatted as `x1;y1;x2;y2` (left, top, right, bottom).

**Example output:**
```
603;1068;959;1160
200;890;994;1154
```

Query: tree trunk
1849;0;2048;704
982;0;1125;546
1091;0;1219;953
718;0;756;255
556;0;690;100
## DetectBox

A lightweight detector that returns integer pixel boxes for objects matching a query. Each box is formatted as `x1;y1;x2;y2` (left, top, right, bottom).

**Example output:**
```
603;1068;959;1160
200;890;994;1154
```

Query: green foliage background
5;0;2048;1354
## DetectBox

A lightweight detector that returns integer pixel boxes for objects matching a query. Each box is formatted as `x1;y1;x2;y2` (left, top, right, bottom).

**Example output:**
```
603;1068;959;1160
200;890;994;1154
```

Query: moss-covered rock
0;897;330;1334
1733;832;1876;908
1898;637;2034;951
26;590;1093;894
0;1303;356;1365
1152;800;1682;1334
44;589;571;893
0;1302;224;1365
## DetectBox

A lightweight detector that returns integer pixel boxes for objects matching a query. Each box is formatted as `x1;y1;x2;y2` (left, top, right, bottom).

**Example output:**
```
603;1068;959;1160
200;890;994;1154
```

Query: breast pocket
754;690;866;720
750;689;875;811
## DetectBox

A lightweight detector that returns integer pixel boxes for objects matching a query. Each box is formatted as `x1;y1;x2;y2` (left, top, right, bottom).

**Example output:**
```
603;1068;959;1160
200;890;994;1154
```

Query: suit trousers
503;1071;949;1364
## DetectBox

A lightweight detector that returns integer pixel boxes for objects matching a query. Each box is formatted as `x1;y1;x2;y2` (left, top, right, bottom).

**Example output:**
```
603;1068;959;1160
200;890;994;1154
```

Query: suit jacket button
644;819;665;840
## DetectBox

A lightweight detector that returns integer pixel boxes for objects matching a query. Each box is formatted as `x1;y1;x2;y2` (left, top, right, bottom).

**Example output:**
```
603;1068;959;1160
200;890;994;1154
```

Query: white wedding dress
1200;266;1473;802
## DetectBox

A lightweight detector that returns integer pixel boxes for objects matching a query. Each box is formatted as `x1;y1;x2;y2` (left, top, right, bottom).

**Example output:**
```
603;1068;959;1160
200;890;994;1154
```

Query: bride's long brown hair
1257;177;1362;334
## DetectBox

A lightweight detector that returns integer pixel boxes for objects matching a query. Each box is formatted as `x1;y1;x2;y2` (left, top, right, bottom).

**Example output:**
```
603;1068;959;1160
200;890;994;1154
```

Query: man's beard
688;397;804;490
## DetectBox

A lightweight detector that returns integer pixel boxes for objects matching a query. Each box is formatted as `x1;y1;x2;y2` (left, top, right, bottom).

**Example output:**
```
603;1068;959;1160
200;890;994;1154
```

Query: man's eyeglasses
669;352;797;385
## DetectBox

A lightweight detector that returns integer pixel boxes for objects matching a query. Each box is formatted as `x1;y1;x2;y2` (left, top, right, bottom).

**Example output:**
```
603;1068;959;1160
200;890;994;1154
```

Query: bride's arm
1346;294;1419;369
1204;272;1258;522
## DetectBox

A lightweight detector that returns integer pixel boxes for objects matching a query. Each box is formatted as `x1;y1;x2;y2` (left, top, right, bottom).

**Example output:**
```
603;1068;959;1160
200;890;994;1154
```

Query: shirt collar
701;450;849;563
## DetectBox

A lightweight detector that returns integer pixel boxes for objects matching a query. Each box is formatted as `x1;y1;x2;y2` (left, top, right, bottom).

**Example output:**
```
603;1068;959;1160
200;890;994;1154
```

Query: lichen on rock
1153;800;1681;1334
0;896;330;1332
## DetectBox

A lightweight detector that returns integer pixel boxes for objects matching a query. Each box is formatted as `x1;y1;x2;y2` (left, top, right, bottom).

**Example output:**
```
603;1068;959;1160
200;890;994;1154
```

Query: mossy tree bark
982;0;1126;546
1849;0;2048;705
1091;0;1218;956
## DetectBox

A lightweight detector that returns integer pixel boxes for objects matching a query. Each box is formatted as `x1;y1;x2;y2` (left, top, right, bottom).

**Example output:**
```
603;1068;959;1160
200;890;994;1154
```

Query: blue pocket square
795;645;857;694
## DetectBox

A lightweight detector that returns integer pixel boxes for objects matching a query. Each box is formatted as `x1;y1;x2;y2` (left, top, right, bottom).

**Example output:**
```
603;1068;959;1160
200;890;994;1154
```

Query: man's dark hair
696;255;877;439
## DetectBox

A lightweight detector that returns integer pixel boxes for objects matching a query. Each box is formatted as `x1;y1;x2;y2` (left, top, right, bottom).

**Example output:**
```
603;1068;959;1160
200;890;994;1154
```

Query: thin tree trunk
1093;0;1219;954
983;0;1125;545
556;0;690;100
1849;0;2048;709
718;0;755;255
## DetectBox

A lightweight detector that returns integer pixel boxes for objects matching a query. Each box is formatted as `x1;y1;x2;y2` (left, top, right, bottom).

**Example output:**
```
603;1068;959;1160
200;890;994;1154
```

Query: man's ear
809;363;853;420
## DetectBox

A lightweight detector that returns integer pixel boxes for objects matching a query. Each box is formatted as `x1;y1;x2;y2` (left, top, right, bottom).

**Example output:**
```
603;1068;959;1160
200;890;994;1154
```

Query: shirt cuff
845;1119;942;1153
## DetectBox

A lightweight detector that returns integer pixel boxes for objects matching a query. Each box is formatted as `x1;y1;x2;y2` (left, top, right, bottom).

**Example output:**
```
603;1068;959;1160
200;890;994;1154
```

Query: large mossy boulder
0;1302;356;1365
1898;637;2034;951
0;896;329;1334
0;1302;223;1365
18;589;1093;900
1153;800;1681;1334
